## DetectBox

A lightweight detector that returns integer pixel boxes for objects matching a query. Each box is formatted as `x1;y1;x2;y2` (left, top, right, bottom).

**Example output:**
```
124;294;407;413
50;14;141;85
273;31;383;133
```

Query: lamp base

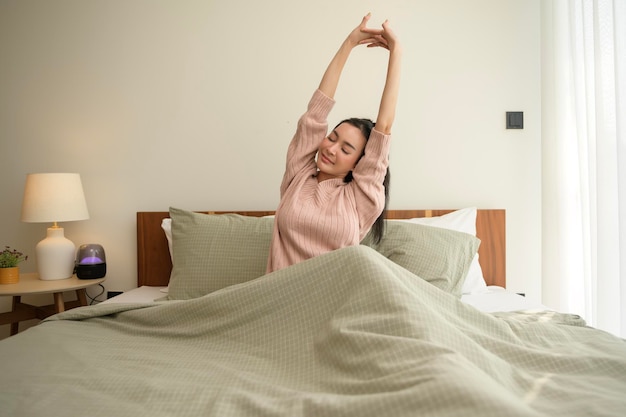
36;227;76;280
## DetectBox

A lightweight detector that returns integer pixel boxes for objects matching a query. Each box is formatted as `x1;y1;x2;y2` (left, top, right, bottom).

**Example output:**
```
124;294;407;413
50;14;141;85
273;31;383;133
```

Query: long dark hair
336;118;390;244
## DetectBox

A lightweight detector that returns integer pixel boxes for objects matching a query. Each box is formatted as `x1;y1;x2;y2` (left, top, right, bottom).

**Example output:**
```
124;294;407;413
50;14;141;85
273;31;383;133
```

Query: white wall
0;0;541;338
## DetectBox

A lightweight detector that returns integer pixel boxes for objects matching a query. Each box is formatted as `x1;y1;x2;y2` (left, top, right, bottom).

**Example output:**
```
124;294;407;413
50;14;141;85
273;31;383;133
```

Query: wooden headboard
137;209;505;288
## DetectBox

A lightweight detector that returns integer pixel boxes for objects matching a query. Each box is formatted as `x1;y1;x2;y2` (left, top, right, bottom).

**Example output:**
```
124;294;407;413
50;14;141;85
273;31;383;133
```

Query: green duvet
1;246;625;417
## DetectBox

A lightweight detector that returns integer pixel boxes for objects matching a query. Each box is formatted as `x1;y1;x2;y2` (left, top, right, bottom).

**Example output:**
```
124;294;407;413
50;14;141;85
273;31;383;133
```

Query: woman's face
316;122;367;180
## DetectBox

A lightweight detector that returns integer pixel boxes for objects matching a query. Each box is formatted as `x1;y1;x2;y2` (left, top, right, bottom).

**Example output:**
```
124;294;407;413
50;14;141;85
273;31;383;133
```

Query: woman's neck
316;171;340;183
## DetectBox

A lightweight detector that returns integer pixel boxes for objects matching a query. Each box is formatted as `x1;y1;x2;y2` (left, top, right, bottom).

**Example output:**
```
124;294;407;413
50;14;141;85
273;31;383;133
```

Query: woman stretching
267;13;402;273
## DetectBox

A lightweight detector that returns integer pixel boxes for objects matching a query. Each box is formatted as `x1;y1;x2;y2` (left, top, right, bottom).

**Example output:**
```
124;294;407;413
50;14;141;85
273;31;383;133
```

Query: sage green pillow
167;207;273;300
361;221;480;297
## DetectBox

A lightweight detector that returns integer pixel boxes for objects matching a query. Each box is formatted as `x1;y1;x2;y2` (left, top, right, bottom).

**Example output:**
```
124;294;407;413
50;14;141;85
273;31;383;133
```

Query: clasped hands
349;13;399;52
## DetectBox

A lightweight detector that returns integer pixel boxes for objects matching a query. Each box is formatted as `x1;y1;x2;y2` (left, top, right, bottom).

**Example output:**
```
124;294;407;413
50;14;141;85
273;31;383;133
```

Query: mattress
102;284;548;314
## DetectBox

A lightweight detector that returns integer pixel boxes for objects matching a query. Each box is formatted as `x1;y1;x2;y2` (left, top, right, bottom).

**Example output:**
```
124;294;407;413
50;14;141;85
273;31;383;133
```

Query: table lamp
21;173;90;280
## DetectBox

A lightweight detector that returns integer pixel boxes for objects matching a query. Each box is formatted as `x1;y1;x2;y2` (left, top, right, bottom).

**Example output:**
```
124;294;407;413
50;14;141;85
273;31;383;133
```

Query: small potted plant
0;246;28;284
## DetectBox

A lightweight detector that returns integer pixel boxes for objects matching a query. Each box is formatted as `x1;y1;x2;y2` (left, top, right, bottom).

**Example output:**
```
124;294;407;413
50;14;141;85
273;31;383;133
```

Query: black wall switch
506;111;524;129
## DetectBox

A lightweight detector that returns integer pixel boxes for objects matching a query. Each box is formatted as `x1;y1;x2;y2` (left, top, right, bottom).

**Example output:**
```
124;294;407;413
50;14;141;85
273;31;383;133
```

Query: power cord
86;283;106;305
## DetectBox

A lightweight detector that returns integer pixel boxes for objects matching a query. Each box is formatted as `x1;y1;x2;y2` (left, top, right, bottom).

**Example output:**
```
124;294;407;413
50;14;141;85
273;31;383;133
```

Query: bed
0;207;625;417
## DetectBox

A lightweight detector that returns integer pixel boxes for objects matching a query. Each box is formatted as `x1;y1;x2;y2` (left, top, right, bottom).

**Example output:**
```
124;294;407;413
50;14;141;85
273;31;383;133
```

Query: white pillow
398;208;488;294
161;218;173;292
161;218;173;262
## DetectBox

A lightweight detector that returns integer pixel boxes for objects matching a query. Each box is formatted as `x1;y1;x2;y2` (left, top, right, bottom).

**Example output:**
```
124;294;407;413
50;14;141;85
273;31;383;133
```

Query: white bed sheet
461;286;549;312
102;285;549;313
100;286;168;304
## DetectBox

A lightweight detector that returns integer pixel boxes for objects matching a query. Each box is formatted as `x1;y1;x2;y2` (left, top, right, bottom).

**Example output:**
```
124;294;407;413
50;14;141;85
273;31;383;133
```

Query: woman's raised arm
362;20;402;134
318;13;383;99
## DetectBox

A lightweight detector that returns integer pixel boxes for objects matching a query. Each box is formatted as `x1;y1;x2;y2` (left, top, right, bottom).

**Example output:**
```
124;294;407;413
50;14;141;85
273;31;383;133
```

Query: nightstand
0;272;106;335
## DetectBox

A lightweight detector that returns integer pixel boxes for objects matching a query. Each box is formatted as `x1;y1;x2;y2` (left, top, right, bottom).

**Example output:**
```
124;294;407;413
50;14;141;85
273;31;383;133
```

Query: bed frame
137;209;506;288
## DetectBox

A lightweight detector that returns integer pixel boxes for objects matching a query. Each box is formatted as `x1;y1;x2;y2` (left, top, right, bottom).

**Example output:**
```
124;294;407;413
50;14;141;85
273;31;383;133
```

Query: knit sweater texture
266;89;391;273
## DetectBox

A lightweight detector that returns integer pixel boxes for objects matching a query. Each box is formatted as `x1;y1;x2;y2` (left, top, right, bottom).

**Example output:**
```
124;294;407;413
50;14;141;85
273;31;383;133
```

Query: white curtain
542;0;626;337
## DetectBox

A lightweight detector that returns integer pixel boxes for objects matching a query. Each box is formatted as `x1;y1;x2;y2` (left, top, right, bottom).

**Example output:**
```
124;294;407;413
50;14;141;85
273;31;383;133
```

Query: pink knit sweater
266;89;391;273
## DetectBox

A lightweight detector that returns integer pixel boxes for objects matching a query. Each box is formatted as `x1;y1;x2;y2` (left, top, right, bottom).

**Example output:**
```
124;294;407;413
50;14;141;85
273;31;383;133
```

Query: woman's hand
359;19;400;52
346;13;382;48
318;14;400;100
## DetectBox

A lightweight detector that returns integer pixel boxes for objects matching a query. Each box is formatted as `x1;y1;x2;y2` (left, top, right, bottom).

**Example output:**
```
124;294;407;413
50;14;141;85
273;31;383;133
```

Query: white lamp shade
21;173;89;223
21;173;90;280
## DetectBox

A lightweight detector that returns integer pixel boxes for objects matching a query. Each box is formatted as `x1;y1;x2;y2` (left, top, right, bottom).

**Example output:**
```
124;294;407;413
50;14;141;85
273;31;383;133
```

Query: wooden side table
0;272;106;335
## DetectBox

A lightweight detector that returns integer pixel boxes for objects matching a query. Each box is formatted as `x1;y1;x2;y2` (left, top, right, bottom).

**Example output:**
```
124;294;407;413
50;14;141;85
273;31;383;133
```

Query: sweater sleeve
350;128;392;238
280;89;335;196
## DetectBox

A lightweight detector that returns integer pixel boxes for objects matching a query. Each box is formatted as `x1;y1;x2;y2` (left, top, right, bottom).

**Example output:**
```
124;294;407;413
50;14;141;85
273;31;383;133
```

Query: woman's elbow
373;123;392;135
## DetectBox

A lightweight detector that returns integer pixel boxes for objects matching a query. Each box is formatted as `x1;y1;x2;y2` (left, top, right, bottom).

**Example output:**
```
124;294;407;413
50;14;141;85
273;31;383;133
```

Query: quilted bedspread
1;245;625;417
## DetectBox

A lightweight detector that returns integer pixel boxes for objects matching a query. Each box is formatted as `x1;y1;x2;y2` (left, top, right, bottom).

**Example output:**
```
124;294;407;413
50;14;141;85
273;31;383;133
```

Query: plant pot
0;267;19;284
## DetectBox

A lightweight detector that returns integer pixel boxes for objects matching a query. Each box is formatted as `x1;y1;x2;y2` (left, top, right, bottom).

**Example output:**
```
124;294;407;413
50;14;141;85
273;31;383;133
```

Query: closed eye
328;130;357;155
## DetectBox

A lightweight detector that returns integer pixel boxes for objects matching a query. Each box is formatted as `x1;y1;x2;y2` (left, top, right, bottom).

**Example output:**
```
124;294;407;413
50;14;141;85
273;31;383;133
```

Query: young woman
267;14;401;273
